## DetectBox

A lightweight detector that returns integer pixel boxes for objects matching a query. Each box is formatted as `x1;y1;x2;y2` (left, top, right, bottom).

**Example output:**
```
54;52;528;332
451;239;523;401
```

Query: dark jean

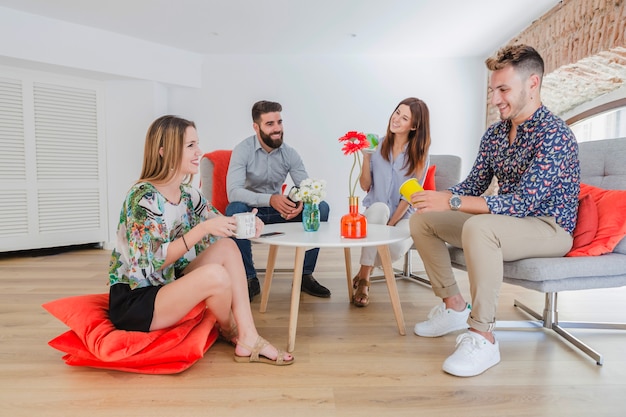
225;200;330;279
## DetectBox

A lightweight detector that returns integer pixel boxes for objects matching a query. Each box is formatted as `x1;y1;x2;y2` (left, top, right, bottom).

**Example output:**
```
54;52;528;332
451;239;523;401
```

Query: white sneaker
413;302;471;337
442;332;501;377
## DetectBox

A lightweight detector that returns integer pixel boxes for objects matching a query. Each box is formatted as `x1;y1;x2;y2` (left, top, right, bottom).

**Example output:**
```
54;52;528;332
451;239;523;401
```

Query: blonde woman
108;115;293;365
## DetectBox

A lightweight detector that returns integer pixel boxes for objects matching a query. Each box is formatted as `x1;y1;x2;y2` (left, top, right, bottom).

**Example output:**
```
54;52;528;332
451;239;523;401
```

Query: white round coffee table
251;222;411;352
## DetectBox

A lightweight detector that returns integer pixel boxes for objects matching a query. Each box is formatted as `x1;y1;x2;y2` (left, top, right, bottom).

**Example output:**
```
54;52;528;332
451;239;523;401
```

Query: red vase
340;196;367;238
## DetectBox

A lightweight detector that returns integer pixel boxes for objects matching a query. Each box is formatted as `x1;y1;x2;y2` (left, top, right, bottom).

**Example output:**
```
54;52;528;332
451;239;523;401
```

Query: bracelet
182;234;190;252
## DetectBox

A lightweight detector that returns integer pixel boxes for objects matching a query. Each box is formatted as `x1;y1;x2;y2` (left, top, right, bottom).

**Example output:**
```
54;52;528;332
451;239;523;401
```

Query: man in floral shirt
408;45;579;377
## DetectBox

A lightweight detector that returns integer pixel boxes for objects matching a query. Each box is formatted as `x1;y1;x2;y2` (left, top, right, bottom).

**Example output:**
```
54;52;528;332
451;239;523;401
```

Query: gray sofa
448;137;626;365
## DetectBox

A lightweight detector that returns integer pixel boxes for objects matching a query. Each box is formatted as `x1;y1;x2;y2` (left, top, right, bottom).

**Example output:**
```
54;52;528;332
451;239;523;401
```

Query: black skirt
108;283;162;332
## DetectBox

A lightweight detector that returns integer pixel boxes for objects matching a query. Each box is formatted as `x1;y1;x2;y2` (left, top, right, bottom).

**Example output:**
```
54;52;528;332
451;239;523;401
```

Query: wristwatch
449;194;462;211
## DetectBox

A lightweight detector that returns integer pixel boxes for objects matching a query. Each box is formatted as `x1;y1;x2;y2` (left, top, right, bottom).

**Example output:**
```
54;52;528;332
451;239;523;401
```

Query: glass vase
302;202;320;232
340;196;367;238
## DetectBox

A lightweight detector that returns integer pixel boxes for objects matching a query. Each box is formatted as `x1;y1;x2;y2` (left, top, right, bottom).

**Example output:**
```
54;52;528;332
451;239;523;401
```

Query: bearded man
226;100;331;301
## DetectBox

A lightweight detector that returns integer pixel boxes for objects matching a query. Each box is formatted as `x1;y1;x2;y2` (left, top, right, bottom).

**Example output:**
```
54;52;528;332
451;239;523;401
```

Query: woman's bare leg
153;238;292;361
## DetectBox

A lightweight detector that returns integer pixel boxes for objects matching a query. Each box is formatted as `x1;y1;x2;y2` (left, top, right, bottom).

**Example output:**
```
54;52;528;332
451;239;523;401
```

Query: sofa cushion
449;246;626;292
566;183;626;257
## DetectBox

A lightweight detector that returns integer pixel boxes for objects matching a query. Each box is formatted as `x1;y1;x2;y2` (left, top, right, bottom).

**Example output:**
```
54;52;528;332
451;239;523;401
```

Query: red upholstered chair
200;150;232;214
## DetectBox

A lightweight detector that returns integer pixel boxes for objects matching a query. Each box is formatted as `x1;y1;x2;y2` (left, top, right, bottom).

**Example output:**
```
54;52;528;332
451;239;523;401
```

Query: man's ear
529;73;541;93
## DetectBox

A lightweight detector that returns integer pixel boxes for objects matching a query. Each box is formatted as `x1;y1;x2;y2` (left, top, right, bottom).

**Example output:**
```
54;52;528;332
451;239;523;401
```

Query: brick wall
486;0;626;125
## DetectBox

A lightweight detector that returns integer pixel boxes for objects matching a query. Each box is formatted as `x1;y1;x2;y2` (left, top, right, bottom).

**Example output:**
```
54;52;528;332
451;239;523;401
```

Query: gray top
226;135;308;206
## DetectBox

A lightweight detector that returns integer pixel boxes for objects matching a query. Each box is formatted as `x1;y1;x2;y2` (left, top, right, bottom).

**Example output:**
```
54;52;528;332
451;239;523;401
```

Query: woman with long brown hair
352;98;432;307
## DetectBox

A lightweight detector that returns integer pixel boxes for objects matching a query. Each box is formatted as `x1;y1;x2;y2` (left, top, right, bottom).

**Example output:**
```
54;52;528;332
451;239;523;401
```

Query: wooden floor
1;244;626;417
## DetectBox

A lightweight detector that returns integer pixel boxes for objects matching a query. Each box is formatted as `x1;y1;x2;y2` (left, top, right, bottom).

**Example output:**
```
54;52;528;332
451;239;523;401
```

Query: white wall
104;81;170;239
0;7;489;248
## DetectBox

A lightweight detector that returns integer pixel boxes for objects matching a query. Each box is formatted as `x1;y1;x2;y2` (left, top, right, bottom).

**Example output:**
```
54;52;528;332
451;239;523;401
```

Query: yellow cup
399;178;423;202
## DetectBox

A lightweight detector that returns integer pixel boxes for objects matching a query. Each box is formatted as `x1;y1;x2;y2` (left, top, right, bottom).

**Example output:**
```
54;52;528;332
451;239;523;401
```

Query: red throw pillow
570;193;598;250
566;183;626;257
43;293;218;374
423;165;437;191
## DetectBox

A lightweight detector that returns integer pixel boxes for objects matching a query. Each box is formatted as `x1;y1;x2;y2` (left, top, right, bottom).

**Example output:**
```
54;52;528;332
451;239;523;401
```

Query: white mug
233;212;256;239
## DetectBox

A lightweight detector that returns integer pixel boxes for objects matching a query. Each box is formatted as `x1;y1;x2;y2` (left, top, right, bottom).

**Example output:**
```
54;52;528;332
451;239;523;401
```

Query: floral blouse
449;105;580;234
108;182;220;290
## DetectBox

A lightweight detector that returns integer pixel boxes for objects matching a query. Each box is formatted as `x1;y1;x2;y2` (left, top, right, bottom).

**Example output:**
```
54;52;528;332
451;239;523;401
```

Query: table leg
377;244;406;335
287;247;306;352
259;244;278;313
344;247;353;303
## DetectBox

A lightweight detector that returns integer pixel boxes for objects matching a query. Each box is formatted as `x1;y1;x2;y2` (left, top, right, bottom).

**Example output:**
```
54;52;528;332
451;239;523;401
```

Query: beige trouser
360;202;413;267
409;211;573;332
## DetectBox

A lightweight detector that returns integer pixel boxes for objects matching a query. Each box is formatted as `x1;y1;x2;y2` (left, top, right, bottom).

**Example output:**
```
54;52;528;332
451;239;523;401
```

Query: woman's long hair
379;97;431;177
138;115;196;184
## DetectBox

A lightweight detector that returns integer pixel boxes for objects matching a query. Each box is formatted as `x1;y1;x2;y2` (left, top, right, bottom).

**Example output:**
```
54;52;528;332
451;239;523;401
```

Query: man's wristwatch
449;194;462;211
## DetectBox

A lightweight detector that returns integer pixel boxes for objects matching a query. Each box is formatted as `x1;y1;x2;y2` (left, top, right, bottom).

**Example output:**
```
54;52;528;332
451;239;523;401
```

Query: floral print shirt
449;105;580;234
108;182;220;290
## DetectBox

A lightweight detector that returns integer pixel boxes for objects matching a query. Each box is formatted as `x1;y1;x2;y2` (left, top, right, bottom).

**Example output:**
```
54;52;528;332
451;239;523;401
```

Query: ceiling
0;0;561;57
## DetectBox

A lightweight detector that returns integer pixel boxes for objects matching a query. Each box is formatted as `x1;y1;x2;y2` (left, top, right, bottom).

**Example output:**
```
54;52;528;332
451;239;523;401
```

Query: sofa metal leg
499;292;620;366
512;298;543;322
552;324;604;365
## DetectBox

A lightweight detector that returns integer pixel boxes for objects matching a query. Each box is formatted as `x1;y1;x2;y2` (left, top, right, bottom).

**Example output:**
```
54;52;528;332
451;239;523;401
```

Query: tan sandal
234;335;294;366
352;278;370;307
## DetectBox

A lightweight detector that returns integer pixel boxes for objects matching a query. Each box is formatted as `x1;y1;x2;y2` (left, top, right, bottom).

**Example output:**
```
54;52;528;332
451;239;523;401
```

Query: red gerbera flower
338;131;371;197
338;131;369;155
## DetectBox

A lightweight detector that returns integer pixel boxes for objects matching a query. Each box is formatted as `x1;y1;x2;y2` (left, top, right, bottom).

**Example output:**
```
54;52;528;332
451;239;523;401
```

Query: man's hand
270;194;302;220
411;190;452;213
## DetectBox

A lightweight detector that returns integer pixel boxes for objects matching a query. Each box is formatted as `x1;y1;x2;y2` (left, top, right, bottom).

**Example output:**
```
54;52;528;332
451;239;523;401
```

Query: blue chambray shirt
449;105;580;234
363;136;430;220
226;135;308;207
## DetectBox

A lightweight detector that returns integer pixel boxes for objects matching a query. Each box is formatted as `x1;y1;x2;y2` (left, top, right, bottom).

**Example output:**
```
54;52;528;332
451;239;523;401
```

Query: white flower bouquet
292;178;326;204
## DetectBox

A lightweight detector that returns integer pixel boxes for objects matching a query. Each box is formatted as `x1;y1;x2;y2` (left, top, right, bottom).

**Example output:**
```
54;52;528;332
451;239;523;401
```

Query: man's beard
259;129;283;149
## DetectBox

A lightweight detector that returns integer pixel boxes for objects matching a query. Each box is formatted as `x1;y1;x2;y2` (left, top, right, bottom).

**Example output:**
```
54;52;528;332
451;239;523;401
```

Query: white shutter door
0;77;29;239
0;70;107;252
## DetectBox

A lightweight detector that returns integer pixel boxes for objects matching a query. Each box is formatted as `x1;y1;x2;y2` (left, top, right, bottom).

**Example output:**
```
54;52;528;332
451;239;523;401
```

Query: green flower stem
349;152;363;197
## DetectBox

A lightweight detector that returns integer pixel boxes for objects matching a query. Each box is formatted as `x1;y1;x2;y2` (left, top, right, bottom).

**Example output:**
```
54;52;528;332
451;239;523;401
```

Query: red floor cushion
43;293;218;374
